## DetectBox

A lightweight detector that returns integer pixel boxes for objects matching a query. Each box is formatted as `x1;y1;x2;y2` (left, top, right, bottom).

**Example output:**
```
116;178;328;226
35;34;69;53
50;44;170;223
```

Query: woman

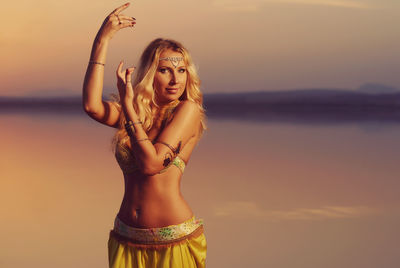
82;2;207;268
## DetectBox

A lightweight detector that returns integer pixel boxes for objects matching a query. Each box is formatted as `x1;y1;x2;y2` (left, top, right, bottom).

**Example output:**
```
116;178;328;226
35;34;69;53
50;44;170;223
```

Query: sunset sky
1;2;400;266
1;0;399;96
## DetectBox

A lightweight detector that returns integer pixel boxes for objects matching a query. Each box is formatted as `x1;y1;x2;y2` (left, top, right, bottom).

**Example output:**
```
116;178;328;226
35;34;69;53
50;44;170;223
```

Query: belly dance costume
108;137;207;268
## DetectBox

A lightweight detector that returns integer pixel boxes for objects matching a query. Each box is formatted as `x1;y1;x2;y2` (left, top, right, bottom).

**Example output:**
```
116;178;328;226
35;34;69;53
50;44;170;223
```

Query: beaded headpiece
159;56;184;68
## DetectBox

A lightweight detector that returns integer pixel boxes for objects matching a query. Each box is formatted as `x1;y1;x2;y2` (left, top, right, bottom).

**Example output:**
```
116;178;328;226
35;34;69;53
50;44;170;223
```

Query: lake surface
1;112;399;268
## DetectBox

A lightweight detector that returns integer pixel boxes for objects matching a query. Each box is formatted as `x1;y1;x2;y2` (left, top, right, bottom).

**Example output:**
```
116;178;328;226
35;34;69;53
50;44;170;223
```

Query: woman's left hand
116;61;135;103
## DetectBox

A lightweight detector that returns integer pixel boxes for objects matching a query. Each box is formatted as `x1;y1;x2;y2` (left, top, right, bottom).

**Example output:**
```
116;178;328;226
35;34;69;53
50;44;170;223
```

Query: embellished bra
115;102;186;175
115;140;186;175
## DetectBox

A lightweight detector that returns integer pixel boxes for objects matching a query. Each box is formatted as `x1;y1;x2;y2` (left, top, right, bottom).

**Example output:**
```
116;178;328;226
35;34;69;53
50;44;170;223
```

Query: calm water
1;112;400;268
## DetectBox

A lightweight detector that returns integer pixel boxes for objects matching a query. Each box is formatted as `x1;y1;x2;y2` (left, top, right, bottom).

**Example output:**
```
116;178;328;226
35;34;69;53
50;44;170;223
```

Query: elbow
83;103;97;115
83;104;91;114
82;96;98;114
82;101;91;113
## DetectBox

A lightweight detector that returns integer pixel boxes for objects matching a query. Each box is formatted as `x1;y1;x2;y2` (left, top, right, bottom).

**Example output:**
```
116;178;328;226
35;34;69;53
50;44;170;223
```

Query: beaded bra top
115;141;185;174
115;103;186;175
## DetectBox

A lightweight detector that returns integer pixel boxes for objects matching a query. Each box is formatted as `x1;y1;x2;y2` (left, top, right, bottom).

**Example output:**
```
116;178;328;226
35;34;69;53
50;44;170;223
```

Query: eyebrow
159;65;186;69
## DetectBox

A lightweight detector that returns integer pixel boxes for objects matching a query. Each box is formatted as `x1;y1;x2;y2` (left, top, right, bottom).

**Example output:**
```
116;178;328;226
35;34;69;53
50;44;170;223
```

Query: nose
169;70;178;85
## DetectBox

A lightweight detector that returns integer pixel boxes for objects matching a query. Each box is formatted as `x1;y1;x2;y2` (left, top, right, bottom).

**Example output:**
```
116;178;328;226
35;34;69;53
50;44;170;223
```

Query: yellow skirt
108;215;207;268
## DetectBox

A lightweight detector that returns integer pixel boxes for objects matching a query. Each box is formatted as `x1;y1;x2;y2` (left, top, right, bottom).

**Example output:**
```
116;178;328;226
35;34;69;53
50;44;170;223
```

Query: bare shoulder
174;100;201;116
161;100;201;138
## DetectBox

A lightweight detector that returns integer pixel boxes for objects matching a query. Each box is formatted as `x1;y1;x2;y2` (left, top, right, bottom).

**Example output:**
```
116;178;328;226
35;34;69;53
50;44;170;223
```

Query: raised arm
82;2;135;128
126;100;200;175
119;68;200;176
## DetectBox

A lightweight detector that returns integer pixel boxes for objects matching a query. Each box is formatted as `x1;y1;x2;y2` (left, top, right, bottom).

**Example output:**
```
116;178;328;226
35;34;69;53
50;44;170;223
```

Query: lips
166;88;179;94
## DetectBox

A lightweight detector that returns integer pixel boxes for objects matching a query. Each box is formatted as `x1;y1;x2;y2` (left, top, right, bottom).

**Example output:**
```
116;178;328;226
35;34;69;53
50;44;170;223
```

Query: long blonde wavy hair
110;38;207;153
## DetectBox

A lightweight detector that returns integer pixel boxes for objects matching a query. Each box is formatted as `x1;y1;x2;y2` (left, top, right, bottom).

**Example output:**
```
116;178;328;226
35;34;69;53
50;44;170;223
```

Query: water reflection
0;113;399;268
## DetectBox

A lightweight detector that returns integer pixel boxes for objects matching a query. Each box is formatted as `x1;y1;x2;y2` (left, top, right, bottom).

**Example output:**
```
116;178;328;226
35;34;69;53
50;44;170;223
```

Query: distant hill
202;89;400;122
0;96;82;113
1;89;400;122
357;83;400;94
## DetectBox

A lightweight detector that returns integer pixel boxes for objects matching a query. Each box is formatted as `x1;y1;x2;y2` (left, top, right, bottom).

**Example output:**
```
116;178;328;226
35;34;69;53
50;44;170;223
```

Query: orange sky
1;0;399;96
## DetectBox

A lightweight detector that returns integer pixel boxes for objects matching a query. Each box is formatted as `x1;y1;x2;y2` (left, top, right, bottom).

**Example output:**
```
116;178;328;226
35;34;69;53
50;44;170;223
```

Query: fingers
118;15;136;21
120;21;136;28
117;61;124;79
125;67;135;99
114;14;136;29
125;67;135;84
111;2;130;16
106;3;136;31
117;61;135;83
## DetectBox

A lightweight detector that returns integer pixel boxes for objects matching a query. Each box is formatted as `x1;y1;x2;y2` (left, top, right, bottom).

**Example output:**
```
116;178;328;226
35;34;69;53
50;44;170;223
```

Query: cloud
214;201;378;221
212;0;376;12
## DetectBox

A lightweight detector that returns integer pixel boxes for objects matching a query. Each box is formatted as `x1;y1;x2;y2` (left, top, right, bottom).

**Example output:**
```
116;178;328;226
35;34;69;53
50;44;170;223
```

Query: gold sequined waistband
111;216;204;245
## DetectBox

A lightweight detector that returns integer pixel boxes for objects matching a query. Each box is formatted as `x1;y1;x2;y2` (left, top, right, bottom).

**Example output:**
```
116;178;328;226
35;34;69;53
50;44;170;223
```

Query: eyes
159;68;186;74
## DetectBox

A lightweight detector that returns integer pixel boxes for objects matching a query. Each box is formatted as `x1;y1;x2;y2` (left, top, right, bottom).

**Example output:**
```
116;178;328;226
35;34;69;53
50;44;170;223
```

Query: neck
152;99;180;129
156;99;180;110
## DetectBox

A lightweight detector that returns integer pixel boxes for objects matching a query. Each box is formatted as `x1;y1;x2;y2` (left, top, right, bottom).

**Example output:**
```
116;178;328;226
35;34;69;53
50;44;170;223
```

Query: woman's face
153;49;187;105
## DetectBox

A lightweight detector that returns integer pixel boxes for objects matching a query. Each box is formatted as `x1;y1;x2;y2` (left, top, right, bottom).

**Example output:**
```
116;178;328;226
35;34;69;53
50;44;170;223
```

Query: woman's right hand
116;61;135;102
96;2;136;42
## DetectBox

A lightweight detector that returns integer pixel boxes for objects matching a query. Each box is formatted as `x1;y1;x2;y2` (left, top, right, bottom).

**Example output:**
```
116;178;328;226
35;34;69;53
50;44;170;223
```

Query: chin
166;92;185;101
156;90;185;105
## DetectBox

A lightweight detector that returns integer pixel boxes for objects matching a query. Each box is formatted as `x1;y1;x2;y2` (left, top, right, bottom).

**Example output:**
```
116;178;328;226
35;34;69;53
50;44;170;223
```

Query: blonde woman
82;2;207;268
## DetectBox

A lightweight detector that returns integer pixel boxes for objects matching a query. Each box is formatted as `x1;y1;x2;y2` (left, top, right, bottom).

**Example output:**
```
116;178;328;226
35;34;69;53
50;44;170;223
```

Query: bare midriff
116;168;194;228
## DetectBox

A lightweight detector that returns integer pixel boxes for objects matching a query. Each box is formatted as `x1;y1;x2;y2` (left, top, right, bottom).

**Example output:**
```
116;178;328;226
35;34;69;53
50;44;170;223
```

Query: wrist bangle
125;120;142;127
124;120;142;137
89;61;105;66
125;124;135;136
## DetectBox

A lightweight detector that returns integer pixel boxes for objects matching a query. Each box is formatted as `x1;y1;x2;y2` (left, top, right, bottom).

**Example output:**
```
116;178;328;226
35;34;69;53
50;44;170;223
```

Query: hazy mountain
357;83;400;94
202;89;400;122
22;88;80;97
1;88;400;123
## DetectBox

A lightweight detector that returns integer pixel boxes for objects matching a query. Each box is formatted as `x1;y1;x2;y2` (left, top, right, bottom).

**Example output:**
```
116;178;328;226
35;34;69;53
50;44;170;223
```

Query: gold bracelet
125;123;135;136
125;120;142;126
154;140;182;155
89;61;105;66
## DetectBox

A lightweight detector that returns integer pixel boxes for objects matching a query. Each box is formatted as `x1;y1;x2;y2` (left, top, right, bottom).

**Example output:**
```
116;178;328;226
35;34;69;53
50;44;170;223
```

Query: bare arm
82;37;108;113
124;100;200;175
82;2;135;128
120;69;200;176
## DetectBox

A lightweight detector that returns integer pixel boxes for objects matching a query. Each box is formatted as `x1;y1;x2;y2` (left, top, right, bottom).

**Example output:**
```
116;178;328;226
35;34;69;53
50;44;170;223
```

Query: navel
134;208;141;220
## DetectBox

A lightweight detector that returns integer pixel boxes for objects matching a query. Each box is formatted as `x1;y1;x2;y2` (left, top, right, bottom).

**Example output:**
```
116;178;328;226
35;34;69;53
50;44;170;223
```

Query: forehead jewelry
159;56;184;68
